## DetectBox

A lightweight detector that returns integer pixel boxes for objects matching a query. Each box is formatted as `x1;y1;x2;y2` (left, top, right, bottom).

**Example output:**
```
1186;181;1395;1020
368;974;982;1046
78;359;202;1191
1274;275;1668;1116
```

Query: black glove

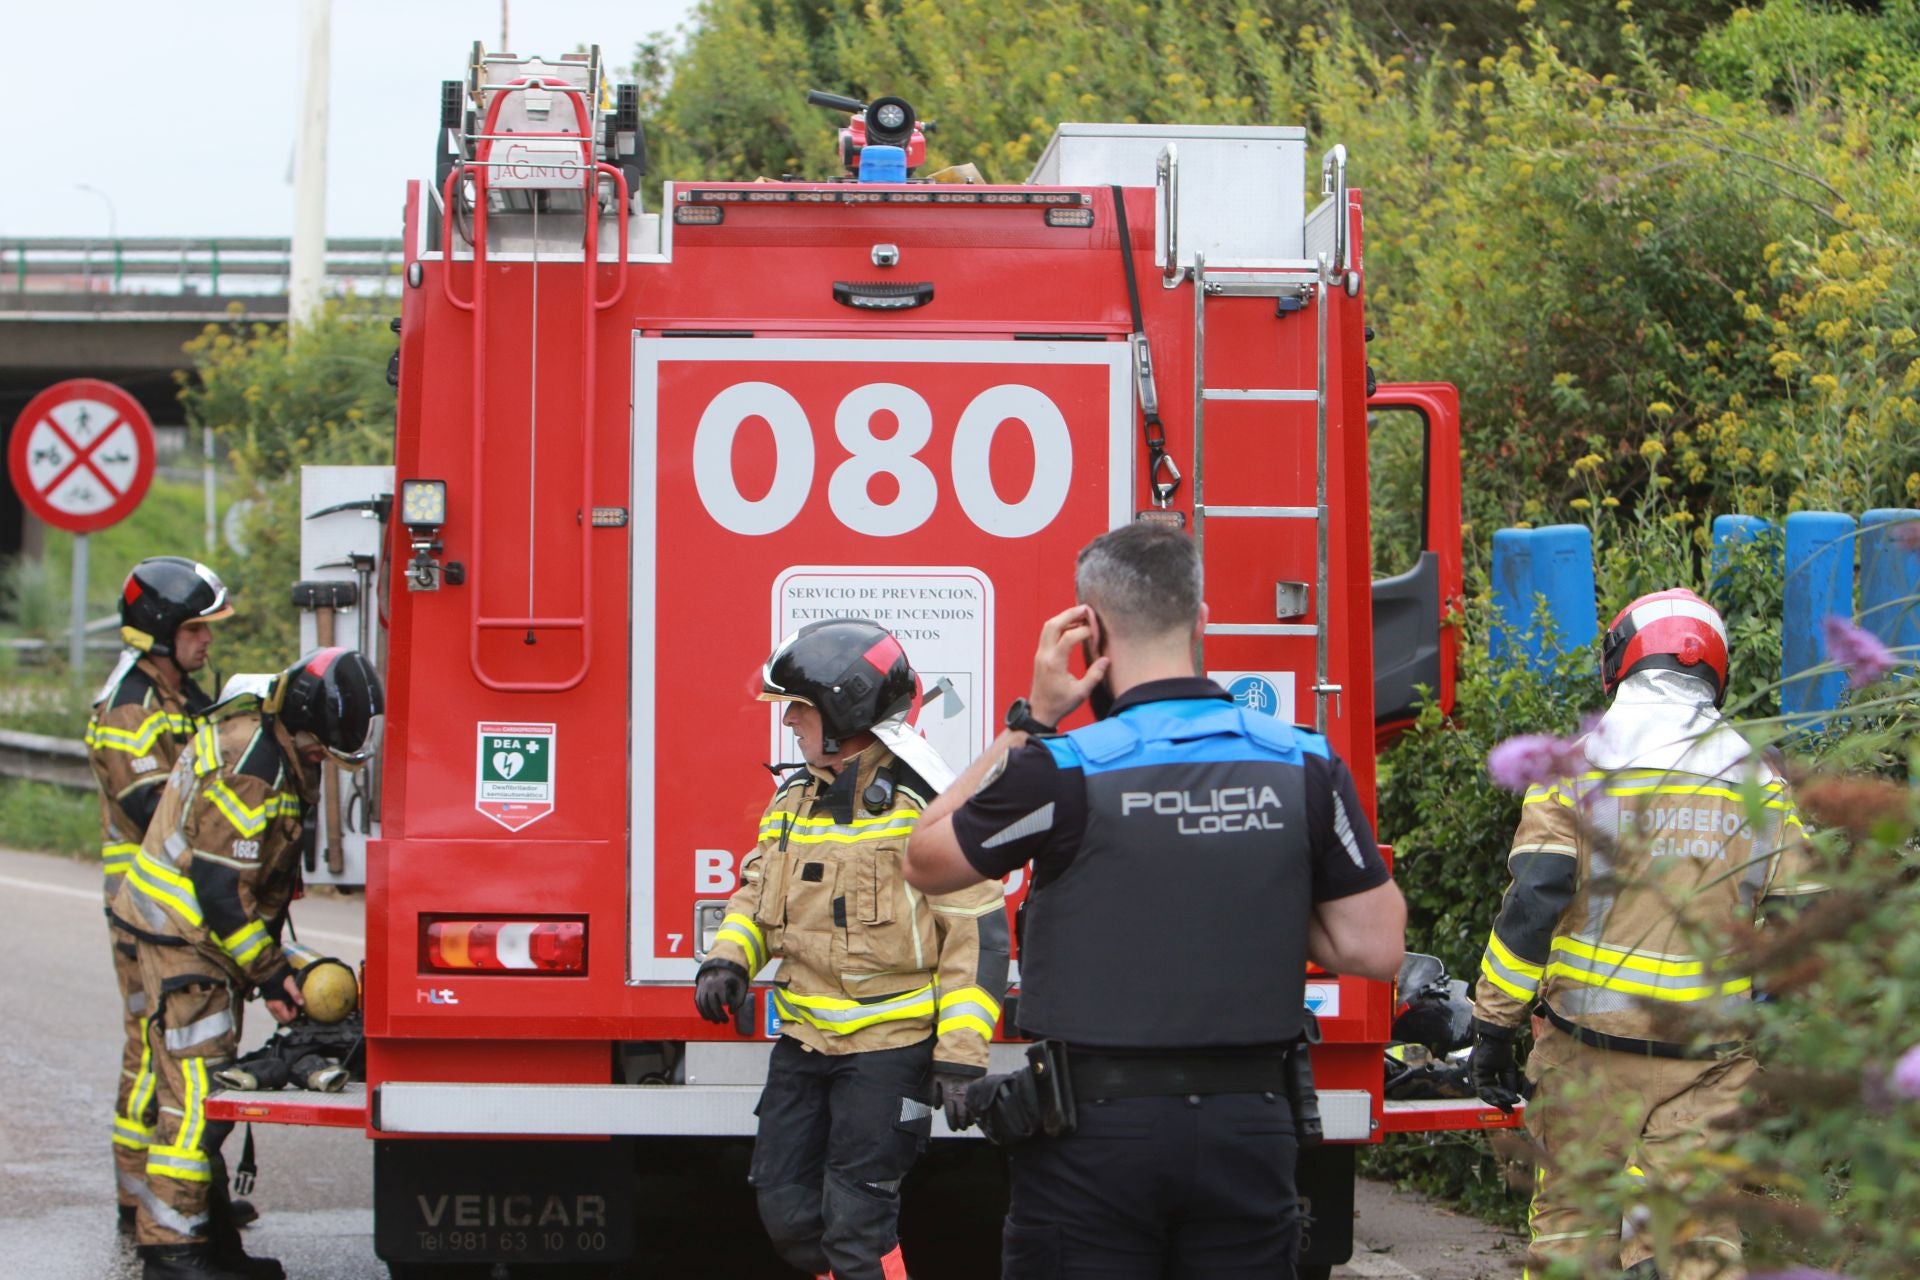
933;1069;981;1130
693;960;749;1025
1468;1019;1523;1112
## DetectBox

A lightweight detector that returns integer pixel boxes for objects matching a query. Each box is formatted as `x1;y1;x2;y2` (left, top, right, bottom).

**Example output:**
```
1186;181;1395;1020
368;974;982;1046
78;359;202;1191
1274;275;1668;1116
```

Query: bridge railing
0;237;405;296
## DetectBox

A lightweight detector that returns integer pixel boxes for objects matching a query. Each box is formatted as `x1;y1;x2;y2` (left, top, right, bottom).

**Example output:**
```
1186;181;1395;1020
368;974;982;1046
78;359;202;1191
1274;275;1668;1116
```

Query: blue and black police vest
1016;698;1325;1050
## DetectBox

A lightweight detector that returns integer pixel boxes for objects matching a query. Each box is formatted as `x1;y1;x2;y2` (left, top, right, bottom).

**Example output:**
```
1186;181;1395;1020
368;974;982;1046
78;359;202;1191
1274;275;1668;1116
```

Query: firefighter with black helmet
1467;588;1823;1279
693;618;1008;1280
111;647;384;1280
89;557;235;1232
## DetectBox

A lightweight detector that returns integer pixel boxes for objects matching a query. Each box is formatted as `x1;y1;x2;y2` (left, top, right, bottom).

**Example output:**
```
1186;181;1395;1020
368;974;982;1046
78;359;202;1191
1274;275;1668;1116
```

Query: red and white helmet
1601;588;1730;705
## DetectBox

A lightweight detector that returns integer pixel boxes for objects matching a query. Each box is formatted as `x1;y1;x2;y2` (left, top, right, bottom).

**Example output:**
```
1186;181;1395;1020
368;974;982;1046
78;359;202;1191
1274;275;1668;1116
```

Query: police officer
88;557;235;1231
1467;589;1822;1280
903;522;1406;1276
111;647;384;1280
693;619;1009;1280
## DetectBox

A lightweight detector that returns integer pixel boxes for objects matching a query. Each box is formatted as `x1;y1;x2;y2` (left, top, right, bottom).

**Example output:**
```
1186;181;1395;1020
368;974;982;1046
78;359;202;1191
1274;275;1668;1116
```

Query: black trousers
1002;1091;1300;1279
750;1034;934;1280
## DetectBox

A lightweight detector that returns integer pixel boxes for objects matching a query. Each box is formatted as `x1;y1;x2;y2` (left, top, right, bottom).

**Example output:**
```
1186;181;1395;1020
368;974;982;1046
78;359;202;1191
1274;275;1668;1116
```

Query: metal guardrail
2;237;405;295
0;728;93;791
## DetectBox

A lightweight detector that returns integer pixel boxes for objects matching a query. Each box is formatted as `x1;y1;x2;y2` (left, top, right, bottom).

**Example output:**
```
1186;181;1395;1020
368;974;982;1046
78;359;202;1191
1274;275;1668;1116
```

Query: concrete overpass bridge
0;238;399;557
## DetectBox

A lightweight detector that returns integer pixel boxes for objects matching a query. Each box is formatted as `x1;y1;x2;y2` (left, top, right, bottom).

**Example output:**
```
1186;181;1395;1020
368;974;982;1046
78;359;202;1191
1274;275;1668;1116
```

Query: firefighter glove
933;1070;981;1131
1469;1019;1523;1112
694;959;749;1025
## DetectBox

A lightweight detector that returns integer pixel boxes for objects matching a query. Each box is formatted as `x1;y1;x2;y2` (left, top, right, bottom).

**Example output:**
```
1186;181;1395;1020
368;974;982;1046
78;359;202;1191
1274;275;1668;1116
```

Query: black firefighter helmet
270;647;386;765
759;618;917;754
119;557;234;657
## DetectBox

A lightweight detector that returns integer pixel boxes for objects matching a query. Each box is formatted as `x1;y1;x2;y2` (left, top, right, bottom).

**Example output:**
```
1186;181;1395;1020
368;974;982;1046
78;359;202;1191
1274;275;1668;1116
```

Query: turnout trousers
1524;1025;1756;1280
111;927;157;1209
749;1034;933;1280
1001;1091;1300;1279
131;948;243;1250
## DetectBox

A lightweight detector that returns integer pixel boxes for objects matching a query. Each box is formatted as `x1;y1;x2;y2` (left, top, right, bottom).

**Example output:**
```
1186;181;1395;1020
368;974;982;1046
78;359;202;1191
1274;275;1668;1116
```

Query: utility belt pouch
968;1041;1079;1146
1029;1040;1077;1138
1286;1012;1324;1148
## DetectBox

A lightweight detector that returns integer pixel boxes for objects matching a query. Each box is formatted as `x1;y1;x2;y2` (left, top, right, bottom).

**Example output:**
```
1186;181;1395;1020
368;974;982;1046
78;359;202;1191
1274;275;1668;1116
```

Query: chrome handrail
1157;144;1183;288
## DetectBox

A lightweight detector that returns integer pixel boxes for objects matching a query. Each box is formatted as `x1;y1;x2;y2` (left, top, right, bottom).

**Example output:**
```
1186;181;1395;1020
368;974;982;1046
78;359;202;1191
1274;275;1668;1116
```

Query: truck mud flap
1297;1143;1355;1270
374;1137;637;1266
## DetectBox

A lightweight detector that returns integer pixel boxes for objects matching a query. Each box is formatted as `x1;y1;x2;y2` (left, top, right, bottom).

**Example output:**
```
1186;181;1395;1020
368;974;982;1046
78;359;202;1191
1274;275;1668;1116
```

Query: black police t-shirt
950;680;1390;901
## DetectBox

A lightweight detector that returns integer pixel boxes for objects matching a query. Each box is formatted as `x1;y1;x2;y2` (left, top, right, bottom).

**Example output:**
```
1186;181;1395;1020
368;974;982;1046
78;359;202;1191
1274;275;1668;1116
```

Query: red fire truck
211;42;1517;1279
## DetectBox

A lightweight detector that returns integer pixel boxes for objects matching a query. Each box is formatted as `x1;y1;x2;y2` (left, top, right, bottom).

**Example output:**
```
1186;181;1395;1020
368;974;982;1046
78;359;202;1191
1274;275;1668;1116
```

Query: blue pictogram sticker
1229;674;1283;717
765;992;782;1038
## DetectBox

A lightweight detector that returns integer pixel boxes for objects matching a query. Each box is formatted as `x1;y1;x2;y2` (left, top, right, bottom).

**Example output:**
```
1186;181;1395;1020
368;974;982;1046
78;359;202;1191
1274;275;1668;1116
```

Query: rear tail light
424;919;586;974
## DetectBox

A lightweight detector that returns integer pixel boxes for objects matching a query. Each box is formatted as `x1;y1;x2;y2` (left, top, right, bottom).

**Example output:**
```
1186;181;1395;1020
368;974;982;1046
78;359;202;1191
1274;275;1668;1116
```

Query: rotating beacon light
400;478;448;592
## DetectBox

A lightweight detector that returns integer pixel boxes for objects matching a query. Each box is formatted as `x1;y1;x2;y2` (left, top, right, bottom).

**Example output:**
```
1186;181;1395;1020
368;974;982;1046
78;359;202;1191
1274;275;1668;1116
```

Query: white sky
3;0;697;241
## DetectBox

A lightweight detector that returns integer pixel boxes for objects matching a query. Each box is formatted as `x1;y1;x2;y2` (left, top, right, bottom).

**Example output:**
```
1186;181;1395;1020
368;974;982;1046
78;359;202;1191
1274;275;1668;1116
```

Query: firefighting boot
142;1244;268;1280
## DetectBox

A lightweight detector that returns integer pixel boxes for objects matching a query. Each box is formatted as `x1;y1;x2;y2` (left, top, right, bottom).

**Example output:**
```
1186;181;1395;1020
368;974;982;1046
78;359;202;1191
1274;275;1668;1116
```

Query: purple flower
1486;733;1586;792
1822;615;1897;689
1892;1042;1920;1101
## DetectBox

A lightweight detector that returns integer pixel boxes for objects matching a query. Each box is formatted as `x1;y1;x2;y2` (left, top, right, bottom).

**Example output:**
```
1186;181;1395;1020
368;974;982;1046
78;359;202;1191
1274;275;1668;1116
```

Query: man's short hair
1074;523;1203;640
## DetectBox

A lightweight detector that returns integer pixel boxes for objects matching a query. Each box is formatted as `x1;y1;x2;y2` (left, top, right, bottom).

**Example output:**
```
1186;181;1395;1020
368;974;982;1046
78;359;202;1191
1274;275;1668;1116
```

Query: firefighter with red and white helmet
694;618;1009;1280
1468;589;1825;1279
89;558;236;1232
111;647;384;1280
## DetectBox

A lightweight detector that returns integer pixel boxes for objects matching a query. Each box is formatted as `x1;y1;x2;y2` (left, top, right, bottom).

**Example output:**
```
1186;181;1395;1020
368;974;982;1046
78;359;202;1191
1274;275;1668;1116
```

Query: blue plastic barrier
1781;511;1856;723
1859;509;1920;662
1709;514;1775;601
1491;524;1595;670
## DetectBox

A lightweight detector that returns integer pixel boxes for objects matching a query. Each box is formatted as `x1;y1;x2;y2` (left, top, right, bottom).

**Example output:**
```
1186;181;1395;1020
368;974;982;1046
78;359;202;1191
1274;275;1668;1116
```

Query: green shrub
0;780;98;858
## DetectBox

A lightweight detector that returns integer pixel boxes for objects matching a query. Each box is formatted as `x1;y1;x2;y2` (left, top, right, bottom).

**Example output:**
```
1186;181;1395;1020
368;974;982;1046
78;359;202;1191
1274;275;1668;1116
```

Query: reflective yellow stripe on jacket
216;920;272;967
126;846;204;928
101;840;141;879
774;983;937;1036
1545;935;1751;1002
85;709;192;755
1479;929;1545;1003
714;913;767;974
756;811;920;846
202;780;297;838
935;986;1002;1042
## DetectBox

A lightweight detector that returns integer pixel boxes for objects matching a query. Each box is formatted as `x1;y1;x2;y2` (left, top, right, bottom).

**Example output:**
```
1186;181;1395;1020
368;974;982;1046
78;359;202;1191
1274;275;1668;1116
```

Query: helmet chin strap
819;734;842;757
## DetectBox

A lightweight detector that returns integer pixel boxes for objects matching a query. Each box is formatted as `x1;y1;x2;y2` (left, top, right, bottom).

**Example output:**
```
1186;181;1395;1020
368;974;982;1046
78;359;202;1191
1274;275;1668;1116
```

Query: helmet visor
329;711;383;768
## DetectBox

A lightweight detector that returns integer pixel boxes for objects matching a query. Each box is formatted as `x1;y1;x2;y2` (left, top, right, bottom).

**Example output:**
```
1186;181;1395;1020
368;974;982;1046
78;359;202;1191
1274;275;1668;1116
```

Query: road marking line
0;873;363;948
1339;1249;1425;1278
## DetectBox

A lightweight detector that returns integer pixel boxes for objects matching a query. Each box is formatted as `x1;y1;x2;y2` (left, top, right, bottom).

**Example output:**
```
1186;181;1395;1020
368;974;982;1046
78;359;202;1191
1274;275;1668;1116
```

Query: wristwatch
1004;698;1058;736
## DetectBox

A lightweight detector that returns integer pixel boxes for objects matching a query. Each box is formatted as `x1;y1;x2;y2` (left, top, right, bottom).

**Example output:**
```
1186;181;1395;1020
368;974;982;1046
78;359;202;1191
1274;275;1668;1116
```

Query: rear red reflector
424;919;586;973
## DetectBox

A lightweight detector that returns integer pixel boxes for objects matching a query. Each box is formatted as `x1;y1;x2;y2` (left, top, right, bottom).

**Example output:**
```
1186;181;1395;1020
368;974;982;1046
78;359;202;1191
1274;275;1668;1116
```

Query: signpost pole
69;532;89;677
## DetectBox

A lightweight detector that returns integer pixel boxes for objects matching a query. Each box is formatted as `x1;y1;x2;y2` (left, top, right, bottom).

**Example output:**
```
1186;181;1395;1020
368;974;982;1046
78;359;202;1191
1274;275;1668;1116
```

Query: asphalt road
0;846;1524;1279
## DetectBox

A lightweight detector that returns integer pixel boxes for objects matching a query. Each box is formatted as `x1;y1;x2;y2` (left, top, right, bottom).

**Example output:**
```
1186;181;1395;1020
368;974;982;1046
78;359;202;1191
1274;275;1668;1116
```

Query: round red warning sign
8;378;157;534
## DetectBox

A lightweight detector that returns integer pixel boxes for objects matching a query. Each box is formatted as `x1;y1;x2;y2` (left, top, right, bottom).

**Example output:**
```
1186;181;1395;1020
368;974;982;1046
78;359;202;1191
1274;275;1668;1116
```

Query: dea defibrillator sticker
476;722;556;831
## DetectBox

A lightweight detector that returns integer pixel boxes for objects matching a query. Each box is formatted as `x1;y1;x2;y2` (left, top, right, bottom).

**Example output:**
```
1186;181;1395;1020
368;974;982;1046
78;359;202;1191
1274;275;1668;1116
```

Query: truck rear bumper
370;1082;1378;1141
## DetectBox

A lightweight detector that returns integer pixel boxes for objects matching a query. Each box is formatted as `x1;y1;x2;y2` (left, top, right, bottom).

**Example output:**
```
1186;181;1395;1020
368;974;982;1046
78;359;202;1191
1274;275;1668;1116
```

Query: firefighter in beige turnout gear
695;619;1009;1280
90;558;233;1229
110;647;384;1280
1469;590;1824;1280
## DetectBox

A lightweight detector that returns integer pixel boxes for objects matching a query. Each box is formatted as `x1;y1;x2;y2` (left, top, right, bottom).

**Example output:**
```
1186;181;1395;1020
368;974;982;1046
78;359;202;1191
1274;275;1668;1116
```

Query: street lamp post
75;184;120;293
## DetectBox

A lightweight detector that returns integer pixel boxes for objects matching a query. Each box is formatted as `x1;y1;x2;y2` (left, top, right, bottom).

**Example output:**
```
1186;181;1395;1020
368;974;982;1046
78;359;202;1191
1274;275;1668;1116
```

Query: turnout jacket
109;705;316;990
86;653;212;905
1473;672;1822;1045
708;741;1009;1075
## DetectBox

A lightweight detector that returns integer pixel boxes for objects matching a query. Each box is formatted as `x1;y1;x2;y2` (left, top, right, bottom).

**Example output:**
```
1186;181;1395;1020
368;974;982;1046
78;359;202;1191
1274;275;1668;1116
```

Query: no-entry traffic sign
7;378;156;534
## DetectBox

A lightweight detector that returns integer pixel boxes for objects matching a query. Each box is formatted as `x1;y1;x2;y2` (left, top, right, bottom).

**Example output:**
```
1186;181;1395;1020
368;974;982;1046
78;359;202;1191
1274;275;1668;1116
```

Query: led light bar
424;919;587;973
677;187;1090;208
